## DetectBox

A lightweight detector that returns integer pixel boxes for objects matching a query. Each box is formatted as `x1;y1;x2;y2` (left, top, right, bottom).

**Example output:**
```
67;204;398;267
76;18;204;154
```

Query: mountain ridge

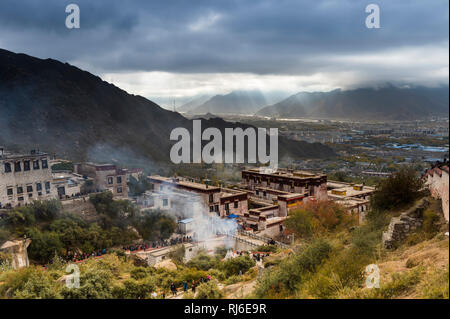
189;90;268;115
256;86;449;120
0;48;334;166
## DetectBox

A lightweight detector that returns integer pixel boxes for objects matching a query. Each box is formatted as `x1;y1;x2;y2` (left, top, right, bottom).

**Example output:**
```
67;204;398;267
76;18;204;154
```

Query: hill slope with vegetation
0;168;448;299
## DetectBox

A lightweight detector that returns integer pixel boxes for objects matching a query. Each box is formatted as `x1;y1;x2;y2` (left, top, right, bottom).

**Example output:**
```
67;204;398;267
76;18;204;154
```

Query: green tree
220;255;255;277
371;167;425;211
169;244;186;264
128;175;151;197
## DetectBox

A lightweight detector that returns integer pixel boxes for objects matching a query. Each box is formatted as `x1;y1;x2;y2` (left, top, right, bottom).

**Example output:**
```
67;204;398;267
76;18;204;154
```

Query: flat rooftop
328;184;376;199
149;175;221;192
0;150;49;160
334;197;369;208
243;167;325;179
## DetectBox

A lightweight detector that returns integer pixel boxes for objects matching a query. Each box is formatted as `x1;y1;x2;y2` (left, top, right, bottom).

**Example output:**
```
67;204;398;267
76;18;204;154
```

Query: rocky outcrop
0;238;32;269
382;199;428;249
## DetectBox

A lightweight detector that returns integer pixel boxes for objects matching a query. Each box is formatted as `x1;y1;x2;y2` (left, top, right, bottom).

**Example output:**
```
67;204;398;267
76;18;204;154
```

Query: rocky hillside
0;48;334;166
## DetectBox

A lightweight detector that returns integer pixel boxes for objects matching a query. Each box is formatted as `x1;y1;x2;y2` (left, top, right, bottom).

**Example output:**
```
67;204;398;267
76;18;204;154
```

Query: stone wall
61;197;98;222
382;199;428;249
425;167;449;223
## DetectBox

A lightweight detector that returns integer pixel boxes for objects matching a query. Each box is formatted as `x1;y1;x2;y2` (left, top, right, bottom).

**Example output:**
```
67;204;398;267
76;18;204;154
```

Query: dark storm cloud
0;0;448;77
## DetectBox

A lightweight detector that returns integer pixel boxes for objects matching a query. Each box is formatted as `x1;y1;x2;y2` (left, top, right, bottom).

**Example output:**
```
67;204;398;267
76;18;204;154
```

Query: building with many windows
241;167;328;200
147;175;248;218
0;148;55;208
73;162;129;199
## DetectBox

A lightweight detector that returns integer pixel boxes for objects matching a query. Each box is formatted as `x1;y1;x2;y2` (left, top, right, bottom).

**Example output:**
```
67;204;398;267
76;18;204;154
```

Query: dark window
7;188;13;196
117;187;123;194
234;201;238;208
41;159;48;169
36;183;42;191
214;205;219;212
117;176;122;184
255;190;259;195
14;162;21;172
45;182;50;190
209;206;214;212
163;198;168;206
263;191;267;197
17;186;23;194
209;194;214;203
18;196;24;201
26;185;33;193
108;177;113;185
225;203;229;211
23;161;30;171
4;163;11;173
33;160;40;170
28;193;33;198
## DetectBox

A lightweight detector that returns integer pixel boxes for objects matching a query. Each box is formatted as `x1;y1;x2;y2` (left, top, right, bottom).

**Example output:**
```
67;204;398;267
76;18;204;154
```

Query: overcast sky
0;0;448;107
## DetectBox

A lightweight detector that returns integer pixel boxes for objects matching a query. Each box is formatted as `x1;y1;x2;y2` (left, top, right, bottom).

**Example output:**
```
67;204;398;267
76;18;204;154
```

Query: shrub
113;278;156;299
61;268;114;299
419;266;449;299
169;244;186;264
175;268;208;286
130;267;151;280
284;208;317;239
26;228;65;263
302;247;371;298
187;252;218;271
215;246;228;258
253;239;331;298
0;266;62;299
220;255;255;277
224;275;241;285
0;228;11;243
285;201;356;239
256;245;278;253
364;269;422;299
208;268;226;281
371;167;424;211
195;280;223;299
133;210;177;241
422;209;440;237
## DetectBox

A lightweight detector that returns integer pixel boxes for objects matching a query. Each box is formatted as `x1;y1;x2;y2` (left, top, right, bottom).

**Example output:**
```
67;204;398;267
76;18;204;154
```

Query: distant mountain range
256;86;449;120
187;90;268;115
0;48;334;166
178;94;213;112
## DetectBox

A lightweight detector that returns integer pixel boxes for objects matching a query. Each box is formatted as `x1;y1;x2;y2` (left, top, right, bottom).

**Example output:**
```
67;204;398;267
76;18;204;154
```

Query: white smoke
139;181;238;247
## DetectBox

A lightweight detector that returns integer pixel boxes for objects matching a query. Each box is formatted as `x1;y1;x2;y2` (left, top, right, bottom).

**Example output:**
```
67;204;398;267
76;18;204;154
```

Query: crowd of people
66;248;108;262
122;235;194;253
